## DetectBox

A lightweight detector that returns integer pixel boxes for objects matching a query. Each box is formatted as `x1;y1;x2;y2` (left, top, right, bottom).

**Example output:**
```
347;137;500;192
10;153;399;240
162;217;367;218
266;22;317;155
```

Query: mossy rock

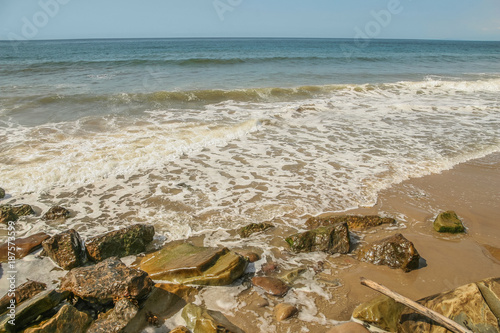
285;222;350;254
239;222;274;238
433;211;465;233
352;295;405;332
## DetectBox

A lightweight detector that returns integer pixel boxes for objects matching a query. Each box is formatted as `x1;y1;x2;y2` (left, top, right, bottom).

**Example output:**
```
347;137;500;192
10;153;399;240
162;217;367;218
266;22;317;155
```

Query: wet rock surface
181;303;245;333
140;242;247;286
42;206;71;221
0;280;47;315
0;289;69;332
398;282;500;332
352;295;405;332
356;233;420;272
0;204;34;224
476;277;500;320
61;257;153;305
274;303;298;321
42;229;86;270
325;322;371;333
433;210;465;233
238;222;274;238
0;232;49;262
85;224;155;262
0;188;4;199
306;215;396;231
285;222;350;254
87;298;139;333
251;276;290;297
23;304;92;333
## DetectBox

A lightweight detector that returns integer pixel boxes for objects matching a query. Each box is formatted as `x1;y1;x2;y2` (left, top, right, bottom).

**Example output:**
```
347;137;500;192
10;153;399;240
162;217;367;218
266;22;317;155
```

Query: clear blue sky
1;0;499;41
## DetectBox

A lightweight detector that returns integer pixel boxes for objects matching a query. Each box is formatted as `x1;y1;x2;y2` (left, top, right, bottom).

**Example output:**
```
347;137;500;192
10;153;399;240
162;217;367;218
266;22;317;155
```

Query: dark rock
42;206;71;221
85;224;155;262
0;289;69;332
356;233;420;272
352;295;405;332
398;282;500;332
285;222;350;254
239;222;274;238
252;276;290;297
42;229;86;270
139;242;247;286
0;232;50;262
274;303;298;321
0;188;4;199
60;257;153;305
306;215;395;231
0;204;34;224
87;298;139;333
0;280;47;316
433;211;465;233
23;304;92;333
181;303;245;333
326;322;370;333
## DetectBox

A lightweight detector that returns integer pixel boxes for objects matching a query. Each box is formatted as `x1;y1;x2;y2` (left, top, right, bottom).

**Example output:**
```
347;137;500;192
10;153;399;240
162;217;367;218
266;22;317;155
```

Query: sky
0;0;499;41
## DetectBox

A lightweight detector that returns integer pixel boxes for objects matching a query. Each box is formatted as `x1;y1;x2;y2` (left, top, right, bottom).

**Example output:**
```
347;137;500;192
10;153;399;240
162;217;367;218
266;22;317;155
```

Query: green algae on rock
433;211;465;233
352;295;405;332
238;222;274;238
139;242;247;286
285;222;350;254
306;215;396;231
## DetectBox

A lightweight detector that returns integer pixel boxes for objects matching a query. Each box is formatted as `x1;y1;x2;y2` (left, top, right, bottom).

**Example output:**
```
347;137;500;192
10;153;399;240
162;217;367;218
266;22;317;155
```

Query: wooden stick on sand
360;277;473;333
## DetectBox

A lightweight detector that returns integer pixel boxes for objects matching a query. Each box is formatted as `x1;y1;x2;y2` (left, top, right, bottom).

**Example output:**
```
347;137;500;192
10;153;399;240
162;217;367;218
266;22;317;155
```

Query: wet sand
212;152;500;332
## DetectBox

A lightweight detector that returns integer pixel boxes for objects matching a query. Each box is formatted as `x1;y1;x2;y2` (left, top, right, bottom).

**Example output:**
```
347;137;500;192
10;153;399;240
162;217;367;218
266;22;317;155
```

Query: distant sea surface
1;38;499;239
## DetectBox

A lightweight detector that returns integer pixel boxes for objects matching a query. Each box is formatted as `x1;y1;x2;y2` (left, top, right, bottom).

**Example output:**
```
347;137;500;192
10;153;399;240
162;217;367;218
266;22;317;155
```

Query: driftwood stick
360;277;473;333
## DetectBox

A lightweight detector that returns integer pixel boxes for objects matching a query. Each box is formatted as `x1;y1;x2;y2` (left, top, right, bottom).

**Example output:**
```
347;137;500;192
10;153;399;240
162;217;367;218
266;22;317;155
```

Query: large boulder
0;204;34;224
352;295;405;332
23;304;92;333
306;215;395;231
239;222;274;238
181;303;245;333
139;242;247;286
0;289;69;332
0;232;50;262
433;211;465;233
42;206;71;221
398;282;500;332
42;229;86;270
356;233;420;272
60;257;153;305
87;298;139;333
285;222;350;254
0;280;47;316
85;224;155;262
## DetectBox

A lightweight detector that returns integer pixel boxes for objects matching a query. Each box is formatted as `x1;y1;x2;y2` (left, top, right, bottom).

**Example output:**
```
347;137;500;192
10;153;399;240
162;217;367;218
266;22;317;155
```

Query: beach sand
212;152;500;332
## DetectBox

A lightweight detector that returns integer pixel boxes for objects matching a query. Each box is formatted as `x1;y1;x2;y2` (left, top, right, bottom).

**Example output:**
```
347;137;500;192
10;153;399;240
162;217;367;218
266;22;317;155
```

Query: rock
23;304;92;333
325;322;370;333
285;222;350;254
356;233;420;272
251;276;290;297
433;211;465;233
352;295;405;332
42;206;71;221
87;298;139;333
281;268;307;284
42;229;86;270
306;215;395;231
261;262;279;274
0;204;34;224
239;222;274;238
0;232;50;262
85;224;155;262
0;280;47;316
237;251;260;263
476;277;500;320
274;303;298;321
139;242;247;286
155;283;199;303
0;289;69;332
0;188;4;199
398;282;500;332
181;303;245;333
170;326;190;333
61;257;153;305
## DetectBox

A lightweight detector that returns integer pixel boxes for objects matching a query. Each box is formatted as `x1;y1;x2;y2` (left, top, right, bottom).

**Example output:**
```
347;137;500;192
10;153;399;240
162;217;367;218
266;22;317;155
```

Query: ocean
1;38;500;241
